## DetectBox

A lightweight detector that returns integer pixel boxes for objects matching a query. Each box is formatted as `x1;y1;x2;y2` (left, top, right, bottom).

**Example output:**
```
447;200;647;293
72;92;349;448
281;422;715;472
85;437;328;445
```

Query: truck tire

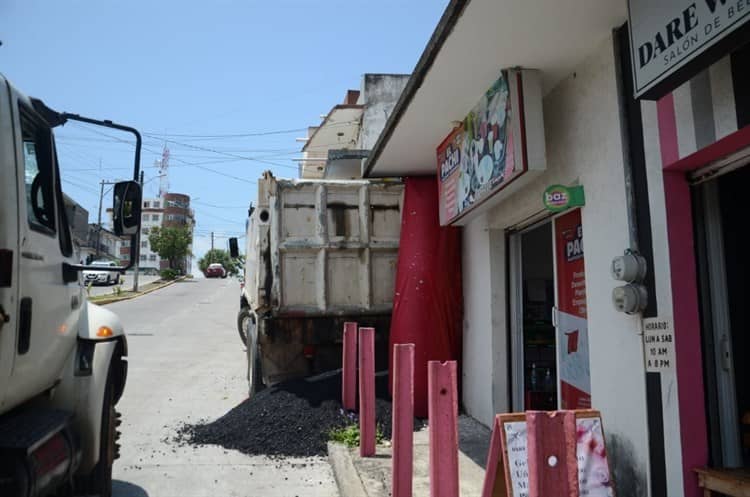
246;319;265;397
237;308;251;346
76;357;120;497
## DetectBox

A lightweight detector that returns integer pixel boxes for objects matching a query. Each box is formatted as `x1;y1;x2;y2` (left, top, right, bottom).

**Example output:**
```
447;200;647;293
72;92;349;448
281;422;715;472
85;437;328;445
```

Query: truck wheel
236;309;251;346
246;319;265;397
77;359;120;497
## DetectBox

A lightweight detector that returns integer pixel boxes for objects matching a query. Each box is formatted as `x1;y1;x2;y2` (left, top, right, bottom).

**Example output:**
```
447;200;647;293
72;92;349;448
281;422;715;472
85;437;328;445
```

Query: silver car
83;260;121;285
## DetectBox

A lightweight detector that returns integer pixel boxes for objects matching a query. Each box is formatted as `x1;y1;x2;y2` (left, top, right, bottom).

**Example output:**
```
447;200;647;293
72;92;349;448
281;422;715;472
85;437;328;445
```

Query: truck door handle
720;335;732;372
0;305;9;325
18;298;32;354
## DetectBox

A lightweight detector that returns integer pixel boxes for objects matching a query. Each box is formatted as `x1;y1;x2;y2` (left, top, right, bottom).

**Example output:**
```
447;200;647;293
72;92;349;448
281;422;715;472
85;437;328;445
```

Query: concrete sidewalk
328;415;491;497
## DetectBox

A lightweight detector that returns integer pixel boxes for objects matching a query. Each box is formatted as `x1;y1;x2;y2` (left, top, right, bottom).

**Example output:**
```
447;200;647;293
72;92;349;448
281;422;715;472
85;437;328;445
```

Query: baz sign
628;0;750;97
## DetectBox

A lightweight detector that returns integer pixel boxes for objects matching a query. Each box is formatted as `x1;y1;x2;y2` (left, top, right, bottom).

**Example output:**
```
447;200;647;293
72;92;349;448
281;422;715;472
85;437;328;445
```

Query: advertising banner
554;209;591;409
436;70;523;225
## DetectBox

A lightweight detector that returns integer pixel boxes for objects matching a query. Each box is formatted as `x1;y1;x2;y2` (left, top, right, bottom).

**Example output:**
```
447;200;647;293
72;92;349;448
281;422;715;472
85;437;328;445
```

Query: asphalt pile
175;370;425;457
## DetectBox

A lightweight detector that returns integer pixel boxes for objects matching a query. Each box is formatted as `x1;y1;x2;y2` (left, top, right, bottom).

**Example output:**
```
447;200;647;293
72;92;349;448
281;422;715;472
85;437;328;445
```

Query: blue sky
1;0;446;271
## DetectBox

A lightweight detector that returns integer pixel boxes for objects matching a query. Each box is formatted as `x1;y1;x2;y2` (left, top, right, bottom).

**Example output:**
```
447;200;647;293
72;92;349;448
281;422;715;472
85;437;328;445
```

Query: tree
198;249;244;277
148;226;192;271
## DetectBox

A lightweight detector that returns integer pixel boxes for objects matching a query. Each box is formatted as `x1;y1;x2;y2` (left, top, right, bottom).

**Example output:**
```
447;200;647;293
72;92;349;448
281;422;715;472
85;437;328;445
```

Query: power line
68;122;281;180
68;123;261;183
195;209;245;225
142;133;298;170
193;200;251;209
142;120;360;140
145;127;307;139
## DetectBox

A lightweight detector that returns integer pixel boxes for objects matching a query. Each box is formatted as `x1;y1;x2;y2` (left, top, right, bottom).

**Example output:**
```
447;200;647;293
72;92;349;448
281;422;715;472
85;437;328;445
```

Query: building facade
138;197;164;270
299;74;409;179
364;1;750;496
137;193;194;272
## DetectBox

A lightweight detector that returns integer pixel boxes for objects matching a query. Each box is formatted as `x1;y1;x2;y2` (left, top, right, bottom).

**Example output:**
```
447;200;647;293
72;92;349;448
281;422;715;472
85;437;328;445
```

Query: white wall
461;214;510;428
359;74;410;151
461;36;650;496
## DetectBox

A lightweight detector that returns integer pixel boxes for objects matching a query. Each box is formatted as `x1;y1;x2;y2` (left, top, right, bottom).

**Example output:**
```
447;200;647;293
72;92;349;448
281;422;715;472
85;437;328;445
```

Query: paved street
108;278;339;497
87;273;161;297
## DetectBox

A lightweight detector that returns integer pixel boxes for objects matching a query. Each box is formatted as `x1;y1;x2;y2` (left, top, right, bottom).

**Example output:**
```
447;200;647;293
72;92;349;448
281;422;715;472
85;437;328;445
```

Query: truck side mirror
113;181;142;236
229;237;239;258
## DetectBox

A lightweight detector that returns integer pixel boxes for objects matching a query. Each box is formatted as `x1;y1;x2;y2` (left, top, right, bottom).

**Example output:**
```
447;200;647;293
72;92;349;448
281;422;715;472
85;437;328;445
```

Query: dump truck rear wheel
247;319;265;397
236;308;251;346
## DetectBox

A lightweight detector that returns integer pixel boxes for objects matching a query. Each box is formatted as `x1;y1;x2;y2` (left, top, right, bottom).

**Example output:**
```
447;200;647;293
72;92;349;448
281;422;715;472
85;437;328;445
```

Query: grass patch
89;291;137;303
328;423;384;448
87;279;168;303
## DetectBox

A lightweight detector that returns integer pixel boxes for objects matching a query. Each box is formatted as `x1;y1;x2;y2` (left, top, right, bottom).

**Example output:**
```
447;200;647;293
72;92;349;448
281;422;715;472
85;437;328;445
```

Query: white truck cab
0;73;142;497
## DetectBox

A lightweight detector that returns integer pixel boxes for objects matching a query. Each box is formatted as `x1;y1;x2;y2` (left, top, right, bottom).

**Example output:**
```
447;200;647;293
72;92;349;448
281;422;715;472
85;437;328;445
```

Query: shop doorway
694;163;750;469
509;209;591;411
510;220;557;411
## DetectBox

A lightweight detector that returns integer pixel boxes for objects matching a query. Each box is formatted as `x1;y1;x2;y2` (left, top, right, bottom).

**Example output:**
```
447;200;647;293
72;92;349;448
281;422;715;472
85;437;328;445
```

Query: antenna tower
158;145;170;197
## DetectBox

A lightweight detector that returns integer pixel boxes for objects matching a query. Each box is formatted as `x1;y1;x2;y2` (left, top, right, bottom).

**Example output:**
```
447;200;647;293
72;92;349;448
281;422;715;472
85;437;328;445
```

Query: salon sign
628;0;750;97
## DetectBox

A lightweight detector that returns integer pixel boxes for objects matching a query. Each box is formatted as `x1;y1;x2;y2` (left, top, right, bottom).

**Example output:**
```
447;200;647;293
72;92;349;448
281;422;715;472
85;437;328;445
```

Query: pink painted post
359;327;376;457
428;361;458;497
526;411;578;497
392;344;415;497
342;322;358;411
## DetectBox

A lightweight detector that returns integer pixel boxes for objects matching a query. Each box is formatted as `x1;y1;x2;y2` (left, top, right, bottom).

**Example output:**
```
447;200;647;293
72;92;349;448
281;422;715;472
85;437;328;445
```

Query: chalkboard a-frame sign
481;410;615;497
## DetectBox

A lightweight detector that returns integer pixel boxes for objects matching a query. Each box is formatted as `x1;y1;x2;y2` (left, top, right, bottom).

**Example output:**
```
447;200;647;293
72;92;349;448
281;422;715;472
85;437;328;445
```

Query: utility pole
210;232;214;263
133;170;145;292
96;180;104;258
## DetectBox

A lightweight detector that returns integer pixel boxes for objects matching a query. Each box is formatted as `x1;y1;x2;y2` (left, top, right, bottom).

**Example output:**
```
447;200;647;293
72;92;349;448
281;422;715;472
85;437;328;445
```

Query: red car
205;263;227;278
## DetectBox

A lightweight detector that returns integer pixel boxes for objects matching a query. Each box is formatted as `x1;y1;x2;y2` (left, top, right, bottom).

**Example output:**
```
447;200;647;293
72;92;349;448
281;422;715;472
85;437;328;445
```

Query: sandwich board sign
481;410;615;497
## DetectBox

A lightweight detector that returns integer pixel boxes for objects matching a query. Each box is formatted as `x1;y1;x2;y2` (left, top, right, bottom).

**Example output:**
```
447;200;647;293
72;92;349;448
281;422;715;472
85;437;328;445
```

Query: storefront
635;33;750;495
363;0;750;496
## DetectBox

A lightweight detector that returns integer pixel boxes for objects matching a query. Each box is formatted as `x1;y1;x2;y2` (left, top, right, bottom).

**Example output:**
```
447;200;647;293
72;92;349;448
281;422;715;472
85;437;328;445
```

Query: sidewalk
88;275;188;305
328;415;491;497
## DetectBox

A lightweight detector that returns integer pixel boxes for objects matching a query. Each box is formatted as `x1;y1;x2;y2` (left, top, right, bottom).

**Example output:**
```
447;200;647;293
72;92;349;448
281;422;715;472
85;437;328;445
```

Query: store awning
364;0;626;178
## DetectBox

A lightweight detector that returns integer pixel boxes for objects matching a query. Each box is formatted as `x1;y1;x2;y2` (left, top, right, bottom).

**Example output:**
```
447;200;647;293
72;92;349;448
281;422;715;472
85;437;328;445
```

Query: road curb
327;442;369;497
90;276;188;305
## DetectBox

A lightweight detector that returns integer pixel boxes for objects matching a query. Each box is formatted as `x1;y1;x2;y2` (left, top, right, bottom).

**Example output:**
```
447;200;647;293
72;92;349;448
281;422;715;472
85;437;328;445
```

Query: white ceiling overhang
365;0;627;177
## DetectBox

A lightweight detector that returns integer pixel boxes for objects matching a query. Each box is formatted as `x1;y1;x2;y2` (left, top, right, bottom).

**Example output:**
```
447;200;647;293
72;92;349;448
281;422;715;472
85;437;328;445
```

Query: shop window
149;254;156;261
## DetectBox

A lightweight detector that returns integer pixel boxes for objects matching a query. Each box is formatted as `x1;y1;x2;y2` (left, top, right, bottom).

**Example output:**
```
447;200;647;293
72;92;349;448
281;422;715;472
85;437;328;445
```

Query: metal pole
210;232;214;263
96;180;104;258
133;170;144;291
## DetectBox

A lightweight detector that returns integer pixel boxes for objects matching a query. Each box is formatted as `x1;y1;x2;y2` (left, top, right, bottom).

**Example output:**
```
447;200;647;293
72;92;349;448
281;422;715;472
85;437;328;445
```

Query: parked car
205;262;227;278
83;260;122;285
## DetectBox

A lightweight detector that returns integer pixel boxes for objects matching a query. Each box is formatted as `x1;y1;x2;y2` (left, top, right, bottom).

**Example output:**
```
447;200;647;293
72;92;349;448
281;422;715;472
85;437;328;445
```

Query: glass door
510;220;557;411
509;209;592;411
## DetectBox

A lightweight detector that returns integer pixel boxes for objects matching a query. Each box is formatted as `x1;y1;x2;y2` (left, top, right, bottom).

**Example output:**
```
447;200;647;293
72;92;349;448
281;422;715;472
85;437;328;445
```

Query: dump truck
233;171;403;394
0;73;142;497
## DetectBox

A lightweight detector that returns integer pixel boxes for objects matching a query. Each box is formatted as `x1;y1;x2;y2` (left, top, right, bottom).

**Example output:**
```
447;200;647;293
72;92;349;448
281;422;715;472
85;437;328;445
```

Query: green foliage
160;268;179;280
328;423;384;448
198;249;244;277
148;226;192;271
